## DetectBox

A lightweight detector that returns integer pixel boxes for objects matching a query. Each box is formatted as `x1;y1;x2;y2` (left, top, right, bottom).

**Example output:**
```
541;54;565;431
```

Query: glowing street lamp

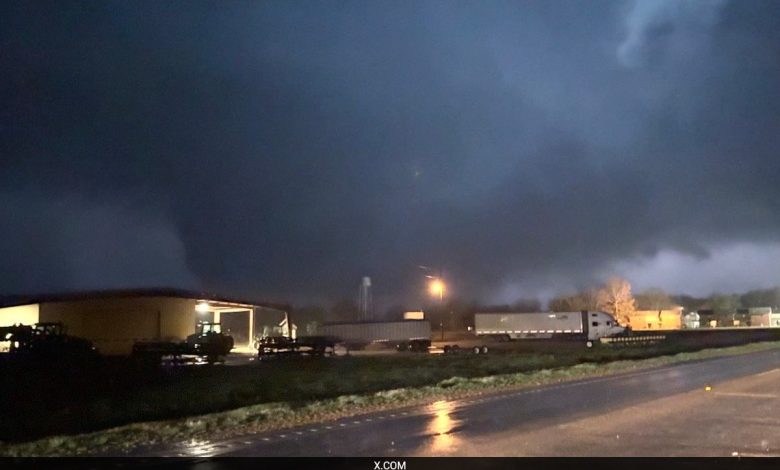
428;277;447;341
429;279;445;302
419;265;447;340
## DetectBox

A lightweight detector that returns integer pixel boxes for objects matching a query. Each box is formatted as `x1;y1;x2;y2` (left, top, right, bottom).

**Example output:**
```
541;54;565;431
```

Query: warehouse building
749;307;780;327
624;308;683;330
0;288;290;355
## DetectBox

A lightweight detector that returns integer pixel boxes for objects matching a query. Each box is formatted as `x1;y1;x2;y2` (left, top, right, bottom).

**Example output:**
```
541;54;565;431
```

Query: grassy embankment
2;339;780;457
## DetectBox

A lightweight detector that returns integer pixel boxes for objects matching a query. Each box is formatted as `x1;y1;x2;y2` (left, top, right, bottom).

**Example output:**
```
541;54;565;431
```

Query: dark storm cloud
0;191;196;291
617;0;728;67
1;1;779;308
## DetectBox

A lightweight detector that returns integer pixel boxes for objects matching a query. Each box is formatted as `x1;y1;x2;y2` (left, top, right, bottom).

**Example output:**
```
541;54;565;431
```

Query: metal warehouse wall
627;310;682;330
39;296;198;355
0;304;40;327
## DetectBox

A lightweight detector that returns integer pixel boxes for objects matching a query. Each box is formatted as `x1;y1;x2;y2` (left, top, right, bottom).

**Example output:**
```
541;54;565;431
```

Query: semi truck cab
586;311;626;340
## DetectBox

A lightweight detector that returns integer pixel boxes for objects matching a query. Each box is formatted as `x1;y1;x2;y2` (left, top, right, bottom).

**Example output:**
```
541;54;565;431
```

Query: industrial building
749;307;780;327
0;288;290;355
624;308;683;331
698;309;752;327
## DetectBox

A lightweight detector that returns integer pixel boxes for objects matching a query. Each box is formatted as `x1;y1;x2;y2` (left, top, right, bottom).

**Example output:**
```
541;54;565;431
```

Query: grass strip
3;340;780;457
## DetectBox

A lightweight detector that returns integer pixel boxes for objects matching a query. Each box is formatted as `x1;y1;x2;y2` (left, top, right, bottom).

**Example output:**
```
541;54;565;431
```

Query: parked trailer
256;335;345;358
132;322;234;364
474;311;626;348
315;320;432;352
431;330;494;356
438;342;492;355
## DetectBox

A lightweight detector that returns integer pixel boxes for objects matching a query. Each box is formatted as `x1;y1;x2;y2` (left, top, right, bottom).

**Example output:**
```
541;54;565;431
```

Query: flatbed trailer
132;322;234;364
256;335;345;358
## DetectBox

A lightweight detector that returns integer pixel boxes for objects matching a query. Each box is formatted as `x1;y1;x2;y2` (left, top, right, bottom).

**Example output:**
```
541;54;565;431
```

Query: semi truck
474;311;626;348
314;320;432;352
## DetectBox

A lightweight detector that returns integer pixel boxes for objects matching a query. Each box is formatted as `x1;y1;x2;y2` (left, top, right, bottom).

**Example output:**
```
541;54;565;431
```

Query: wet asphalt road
147;348;780;457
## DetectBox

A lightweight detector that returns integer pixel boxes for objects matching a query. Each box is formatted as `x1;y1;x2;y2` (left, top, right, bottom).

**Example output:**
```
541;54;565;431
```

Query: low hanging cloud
617;0;729;67
1;1;780;310
607;242;780;297
0;192;198;294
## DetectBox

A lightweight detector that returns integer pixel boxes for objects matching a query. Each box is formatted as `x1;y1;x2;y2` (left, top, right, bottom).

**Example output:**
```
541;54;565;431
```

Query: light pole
429;278;445;303
419;265;447;340
428;277;446;340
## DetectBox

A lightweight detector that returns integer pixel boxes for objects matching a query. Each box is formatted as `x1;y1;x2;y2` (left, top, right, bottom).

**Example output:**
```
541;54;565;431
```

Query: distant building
697;309;750;327
0;288;289;355
732;309;750;327
403;311;425;320
697;309;718;327
683;311;700;329
624;308;682;330
749;307;780;328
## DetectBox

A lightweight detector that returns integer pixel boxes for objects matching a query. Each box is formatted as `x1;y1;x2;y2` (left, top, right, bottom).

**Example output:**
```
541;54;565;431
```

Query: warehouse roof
0;287;291;312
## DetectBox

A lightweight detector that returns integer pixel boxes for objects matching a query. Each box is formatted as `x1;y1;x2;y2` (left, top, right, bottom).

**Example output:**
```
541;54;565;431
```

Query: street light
428;277;446;340
429;278;445;302
419;265;447;340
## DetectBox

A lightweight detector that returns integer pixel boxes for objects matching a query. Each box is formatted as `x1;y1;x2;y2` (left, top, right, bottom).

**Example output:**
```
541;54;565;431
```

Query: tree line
290;282;780;333
548;282;780;323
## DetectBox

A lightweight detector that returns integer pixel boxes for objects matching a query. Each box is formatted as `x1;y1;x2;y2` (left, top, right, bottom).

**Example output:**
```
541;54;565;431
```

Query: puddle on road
173;438;224;457
425;400;463;454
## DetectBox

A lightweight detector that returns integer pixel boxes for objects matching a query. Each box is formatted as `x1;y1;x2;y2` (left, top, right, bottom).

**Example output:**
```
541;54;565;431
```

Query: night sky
2;1;779;310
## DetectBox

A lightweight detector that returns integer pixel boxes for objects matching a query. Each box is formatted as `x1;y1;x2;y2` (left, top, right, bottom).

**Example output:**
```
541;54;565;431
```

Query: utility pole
419;264;447;340
438;267;444;341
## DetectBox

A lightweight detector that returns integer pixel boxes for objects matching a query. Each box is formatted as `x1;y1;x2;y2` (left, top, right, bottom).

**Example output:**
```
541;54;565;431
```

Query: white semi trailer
315;320;432;352
474;311;625;348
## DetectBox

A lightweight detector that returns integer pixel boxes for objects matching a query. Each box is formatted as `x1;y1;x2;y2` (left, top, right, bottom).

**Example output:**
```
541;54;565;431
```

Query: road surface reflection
425;400;462;454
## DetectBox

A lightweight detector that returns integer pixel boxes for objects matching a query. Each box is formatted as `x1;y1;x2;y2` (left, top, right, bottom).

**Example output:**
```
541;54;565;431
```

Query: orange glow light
429;279;445;299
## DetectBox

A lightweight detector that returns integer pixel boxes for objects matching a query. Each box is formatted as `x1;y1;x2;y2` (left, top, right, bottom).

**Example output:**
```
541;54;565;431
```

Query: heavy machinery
131;322;235;364
0;322;98;361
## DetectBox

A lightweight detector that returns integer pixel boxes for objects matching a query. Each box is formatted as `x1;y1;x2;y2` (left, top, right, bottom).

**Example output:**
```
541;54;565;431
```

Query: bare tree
596;277;636;325
740;287;780;309
548;289;600;312
329;298;360;322
579;288;603;311
635;288;673;310
548;293;580;312
511;298;542;312
702;294;741;314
